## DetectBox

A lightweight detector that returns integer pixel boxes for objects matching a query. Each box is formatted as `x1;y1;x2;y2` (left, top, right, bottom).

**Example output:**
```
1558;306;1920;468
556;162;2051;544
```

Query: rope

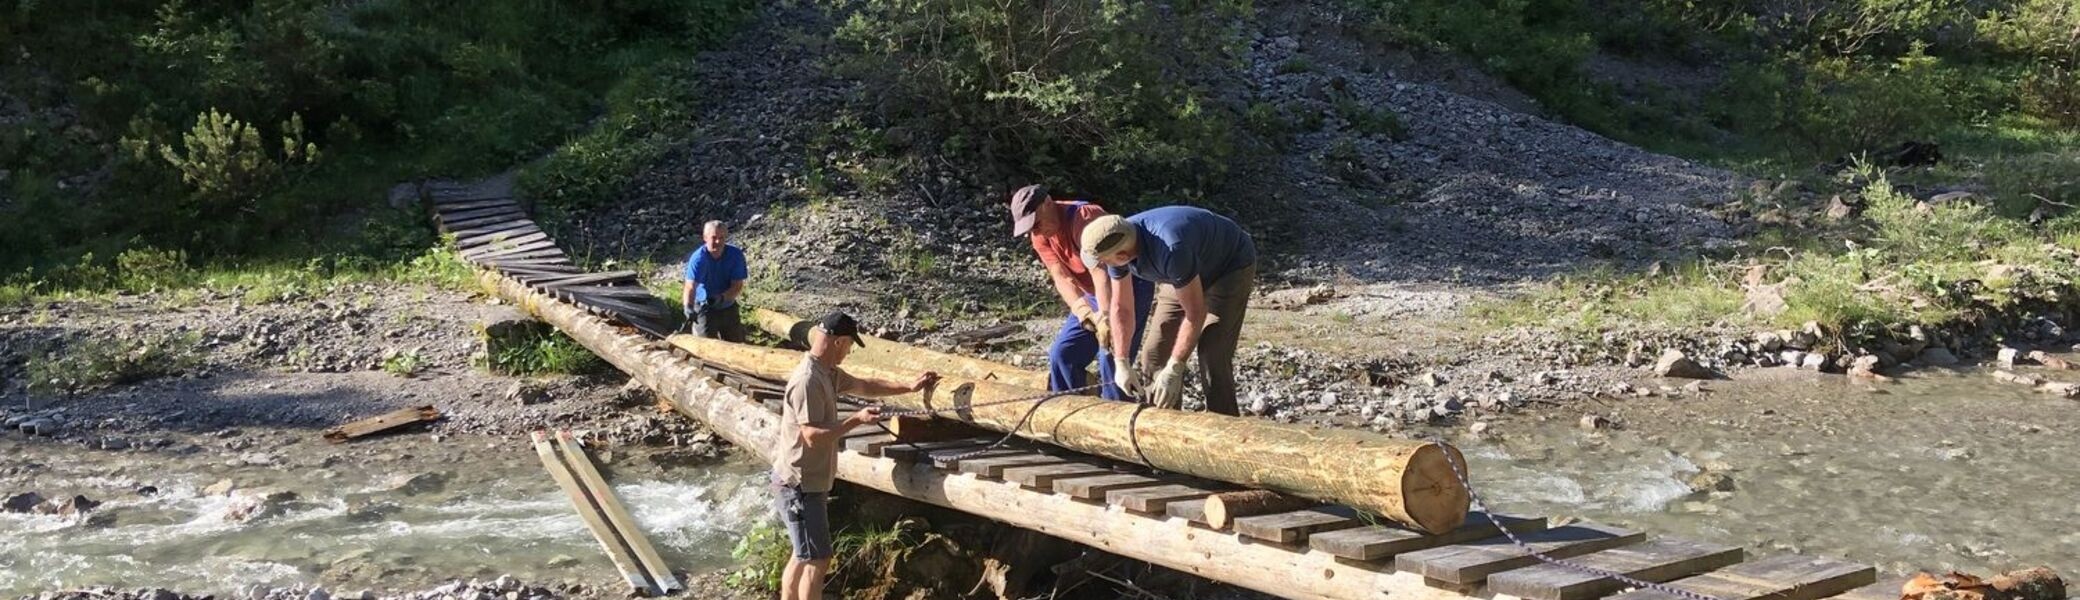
1429;439;1726;600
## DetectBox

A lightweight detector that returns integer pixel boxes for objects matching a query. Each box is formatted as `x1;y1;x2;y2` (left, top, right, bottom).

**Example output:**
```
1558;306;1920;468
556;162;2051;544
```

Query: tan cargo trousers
1136;264;1256;415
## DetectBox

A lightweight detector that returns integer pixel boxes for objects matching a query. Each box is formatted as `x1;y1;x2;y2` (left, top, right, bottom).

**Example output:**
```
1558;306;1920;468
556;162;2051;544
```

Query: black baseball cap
819;312;867;348
1009;184;1048;237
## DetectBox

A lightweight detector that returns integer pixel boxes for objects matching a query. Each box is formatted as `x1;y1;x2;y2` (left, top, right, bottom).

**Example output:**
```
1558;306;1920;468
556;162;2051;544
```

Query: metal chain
870;381;1111;465
1430;439;1726;600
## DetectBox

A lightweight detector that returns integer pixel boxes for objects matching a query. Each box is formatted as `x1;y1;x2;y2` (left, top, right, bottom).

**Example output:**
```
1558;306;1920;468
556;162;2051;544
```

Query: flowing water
1440;368;2080;579
7;369;2076;595
0;432;767;595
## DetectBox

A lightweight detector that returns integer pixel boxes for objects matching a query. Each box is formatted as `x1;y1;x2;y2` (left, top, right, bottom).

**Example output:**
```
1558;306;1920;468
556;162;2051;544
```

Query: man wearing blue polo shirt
683;220;750;342
1081;206;1257;415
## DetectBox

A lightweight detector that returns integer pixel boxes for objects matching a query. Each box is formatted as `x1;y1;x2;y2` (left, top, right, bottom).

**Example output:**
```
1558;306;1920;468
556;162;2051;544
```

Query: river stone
1998;347;2022;367
1917;347;1960;366
203;479;237;497
1687;471;1737;493
1653;349;1713;379
383;471;451;496
3;491;45;513
504;381;550;406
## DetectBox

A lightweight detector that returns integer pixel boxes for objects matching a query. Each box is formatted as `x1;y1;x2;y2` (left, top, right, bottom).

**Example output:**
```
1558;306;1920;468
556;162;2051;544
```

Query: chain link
1431;440;1726;600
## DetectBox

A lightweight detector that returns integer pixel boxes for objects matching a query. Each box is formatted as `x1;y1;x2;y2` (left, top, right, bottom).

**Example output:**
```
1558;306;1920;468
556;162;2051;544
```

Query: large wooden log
747;308;1047;389
668;334;1470;534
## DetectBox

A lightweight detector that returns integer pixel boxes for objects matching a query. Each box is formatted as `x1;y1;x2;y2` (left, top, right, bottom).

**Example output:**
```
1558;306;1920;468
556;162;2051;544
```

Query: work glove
1093;315;1113;353
1112;356;1139;397
1147;360;1188;410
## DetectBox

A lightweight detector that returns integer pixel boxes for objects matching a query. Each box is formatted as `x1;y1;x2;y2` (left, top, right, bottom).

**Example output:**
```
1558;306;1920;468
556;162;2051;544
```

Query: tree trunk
1206;490;1318;529
670;334;1471;534
749;308;1048;389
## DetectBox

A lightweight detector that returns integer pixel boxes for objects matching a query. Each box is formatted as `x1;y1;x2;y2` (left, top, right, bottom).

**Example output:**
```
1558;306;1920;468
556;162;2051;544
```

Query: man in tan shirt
773;312;938;600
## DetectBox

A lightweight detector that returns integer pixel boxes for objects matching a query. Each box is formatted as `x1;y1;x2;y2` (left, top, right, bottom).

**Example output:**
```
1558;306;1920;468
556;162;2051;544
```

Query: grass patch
1483;167;2080;346
381;349;427;377
26;331;204;397
487;329;607;376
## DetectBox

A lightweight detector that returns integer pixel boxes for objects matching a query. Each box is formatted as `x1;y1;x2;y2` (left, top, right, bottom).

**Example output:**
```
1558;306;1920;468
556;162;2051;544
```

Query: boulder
3;491;45;513
1686;471;1737;493
504;381;550;406
203;479;236;497
1917;347;1960;367
1653;350;1714;379
383;472;451;496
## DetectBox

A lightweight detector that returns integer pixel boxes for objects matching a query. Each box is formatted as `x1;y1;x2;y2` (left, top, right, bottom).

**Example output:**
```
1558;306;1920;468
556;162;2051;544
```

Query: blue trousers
1048;279;1153;400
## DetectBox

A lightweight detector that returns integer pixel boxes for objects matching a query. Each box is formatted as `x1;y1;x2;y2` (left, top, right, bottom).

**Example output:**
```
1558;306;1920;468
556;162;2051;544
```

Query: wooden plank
1393;523;1645;585
481;256;573;268
465;239;560;260
440;206;525;223
1054;473;1172;500
432;197;517;212
322;405;441;443
879;438;993;463
432;192;511;205
1233;505;1364;545
457;230;548;250
553;285;659;299
931;447;1026;470
443;212;527;231
1608;554;1877;600
844;432;900;457
1167;498;1214;526
449;220;538;241
1827;577;1909;600
553;431;683;594
1107;483;1225;514
1309;512;1549;561
1488;538;1745;600
570;295;670;320
492;264;585;277
886;415;991;442
531;432;657;595
958;453;1073;479
482;248;569;263
535;271;642;288
1000;462;1115;490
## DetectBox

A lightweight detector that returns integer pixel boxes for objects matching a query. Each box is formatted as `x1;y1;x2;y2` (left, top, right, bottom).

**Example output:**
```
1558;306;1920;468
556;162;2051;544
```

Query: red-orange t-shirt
1029;200;1109;297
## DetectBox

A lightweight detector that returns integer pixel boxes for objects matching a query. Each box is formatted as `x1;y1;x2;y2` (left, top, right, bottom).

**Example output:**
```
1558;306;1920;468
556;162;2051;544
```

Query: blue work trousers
1047;279;1153;400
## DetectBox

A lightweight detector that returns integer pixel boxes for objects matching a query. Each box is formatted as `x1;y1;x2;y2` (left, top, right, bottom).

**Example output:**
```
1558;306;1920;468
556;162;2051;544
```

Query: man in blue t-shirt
684;220;750;342
1080;206;1257;415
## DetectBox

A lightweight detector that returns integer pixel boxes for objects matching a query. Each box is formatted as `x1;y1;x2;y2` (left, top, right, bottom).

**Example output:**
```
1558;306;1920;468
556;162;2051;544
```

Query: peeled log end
1400;443;1472;534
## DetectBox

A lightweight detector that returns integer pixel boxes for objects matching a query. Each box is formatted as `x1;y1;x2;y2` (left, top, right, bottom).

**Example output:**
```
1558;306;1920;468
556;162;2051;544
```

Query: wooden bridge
423;182;1905;600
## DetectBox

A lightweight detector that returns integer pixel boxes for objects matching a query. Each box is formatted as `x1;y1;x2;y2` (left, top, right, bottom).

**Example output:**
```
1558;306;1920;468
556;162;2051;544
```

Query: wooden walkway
429;186;1905;600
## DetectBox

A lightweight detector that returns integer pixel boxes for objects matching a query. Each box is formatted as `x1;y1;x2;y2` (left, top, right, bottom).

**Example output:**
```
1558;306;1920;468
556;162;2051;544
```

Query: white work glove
1112;356;1139;396
1147;360;1188;410
1092;312;1112;352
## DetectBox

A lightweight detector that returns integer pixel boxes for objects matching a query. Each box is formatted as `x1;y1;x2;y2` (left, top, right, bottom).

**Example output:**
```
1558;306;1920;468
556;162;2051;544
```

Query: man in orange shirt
1009;184;1152;399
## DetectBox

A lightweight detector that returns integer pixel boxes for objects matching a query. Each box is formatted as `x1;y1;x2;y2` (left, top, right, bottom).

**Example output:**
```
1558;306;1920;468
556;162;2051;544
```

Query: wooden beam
433;198;517;212
1487;538;1744;600
1309;512;1549;561
450;221;540;243
1109;484;1226;514
323;405;441;443
458;230;548;250
999;462;1116;490
844;432;900;457
879;438;994;463
931;447;1027;470
1394;523;1646;585
749;308;1047;388
553;431;683;594
531;432;657;595
1056;473;1174;500
960;453;1073;478
886;415;991;442
1606;555;1876;600
672;334;1473;533
1233;505;1365;545
1207;490;1318;530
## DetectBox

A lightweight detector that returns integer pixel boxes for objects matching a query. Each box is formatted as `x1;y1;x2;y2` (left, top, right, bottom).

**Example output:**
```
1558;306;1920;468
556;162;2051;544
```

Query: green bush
27;332;205;398
727;519;791;592
825;0;1249;196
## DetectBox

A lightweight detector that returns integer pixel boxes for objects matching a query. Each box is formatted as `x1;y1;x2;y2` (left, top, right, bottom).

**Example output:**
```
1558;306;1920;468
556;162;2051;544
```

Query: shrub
826;0;1249;196
726;519;790;592
488;330;607;376
114;246;194;292
26;332;205;397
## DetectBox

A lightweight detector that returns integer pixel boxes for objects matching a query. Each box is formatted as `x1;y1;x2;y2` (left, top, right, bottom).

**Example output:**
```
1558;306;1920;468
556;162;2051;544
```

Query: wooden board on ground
1308;512;1549;561
569;295;670;321
535;271;642;288
1055;473;1173;500
1394;523;1645;585
1606;554;1877;600
443;212;526;231
958;453;1073;479
879;438;994;463
1000;462;1116;490
552;285;659;299
1487;538;1745;600
457;230;548;250
844;432;900;457
441;206;525;223
323;405;441;443
433;198;517;212
467;240;561;261
552;431;683;594
1108;483;1226;514
531;432;657;595
449;220;537;241
1233;505;1364;545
